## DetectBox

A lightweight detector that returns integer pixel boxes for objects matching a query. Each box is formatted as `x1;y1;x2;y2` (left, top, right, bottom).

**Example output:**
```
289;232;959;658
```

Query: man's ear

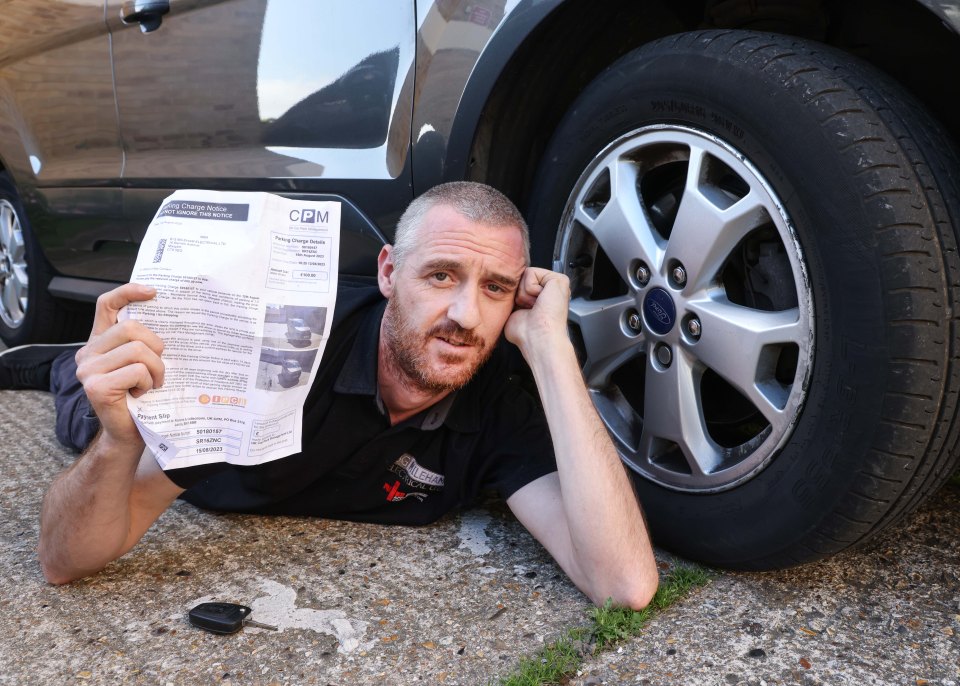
377;244;396;298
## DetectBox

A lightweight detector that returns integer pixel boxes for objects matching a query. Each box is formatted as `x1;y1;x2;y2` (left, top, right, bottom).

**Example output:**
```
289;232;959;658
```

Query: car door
105;0;416;275
0;0;128;282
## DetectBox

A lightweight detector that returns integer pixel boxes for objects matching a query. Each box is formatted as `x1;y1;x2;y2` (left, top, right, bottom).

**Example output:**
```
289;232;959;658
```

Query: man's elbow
595;572;659;611
39;555;79;585
623;573;659;611
38;543;93;585
591;552;660;610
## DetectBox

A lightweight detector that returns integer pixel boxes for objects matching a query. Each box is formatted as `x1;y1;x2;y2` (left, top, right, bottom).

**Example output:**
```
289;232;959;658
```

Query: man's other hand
504;267;571;355
74;283;164;446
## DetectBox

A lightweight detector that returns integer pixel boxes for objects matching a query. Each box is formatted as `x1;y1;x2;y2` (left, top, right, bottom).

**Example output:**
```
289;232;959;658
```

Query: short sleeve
163;458;233;490
471;377;557;500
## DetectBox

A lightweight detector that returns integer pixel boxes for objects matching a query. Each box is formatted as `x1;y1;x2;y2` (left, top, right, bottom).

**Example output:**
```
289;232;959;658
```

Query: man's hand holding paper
75;283;165;447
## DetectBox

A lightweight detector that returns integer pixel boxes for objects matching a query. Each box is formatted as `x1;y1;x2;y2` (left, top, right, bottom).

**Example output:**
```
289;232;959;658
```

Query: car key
188;602;278;634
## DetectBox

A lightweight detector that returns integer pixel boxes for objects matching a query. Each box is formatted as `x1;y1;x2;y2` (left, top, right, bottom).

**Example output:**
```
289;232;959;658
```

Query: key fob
188;602;252;634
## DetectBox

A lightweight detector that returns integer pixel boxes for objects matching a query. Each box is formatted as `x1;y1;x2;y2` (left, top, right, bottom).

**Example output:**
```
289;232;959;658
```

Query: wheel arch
451;0;960;227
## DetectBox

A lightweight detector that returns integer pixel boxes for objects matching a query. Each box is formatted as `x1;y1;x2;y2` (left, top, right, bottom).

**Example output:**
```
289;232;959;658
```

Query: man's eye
433;272;449;282
487;283;503;293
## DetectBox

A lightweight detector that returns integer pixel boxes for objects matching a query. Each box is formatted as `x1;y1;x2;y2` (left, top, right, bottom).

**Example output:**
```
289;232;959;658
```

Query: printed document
121;190;341;470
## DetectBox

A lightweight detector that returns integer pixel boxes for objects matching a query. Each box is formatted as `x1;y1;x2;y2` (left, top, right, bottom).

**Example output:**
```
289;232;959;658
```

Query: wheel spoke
689;298;805;427
569;294;643;386
591;386;642;458
0;204;13;252
8;223;24;262
585;158;665;279
2;277;22;322
639;351;722;475
665;147;769;291
12;263;28;293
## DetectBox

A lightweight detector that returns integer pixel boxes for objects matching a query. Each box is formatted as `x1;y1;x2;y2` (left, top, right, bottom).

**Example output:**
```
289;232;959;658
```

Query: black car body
2;0;960;570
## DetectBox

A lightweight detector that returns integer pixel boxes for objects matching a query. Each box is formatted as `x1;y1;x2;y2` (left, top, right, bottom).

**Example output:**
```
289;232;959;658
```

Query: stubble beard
381;297;492;394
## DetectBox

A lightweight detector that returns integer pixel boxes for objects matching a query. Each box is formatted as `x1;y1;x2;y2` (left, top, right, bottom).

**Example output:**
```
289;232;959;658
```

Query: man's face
378;204;527;394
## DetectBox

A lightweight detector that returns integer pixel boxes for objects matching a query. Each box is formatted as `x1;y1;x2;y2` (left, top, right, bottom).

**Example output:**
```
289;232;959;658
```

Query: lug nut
636;265;650;287
672;265;687;287
687;317;702;339
655;344;673;367
627;311;642;332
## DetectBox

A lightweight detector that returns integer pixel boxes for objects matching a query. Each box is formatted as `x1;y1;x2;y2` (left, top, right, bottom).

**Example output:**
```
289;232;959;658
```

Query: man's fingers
83;363;158;407
516;268;567;309
76;340;165;390
79;319;165;363
91;283;157;337
515;268;545;308
77;288;166;415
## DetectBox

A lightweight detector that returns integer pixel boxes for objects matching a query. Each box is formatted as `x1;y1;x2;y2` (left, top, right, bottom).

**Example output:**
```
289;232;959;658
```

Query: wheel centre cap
643;287;676;335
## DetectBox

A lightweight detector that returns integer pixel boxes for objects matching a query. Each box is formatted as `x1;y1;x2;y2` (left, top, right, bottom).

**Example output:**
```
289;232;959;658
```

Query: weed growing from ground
498;565;710;686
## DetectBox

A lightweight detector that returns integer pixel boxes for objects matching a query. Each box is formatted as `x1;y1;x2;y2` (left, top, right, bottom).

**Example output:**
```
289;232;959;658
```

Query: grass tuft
649;565;710;611
497;565;711;685
500;630;585;686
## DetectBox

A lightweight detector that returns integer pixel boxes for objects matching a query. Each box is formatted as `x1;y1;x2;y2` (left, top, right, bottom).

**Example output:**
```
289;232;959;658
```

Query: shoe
0;342;84;390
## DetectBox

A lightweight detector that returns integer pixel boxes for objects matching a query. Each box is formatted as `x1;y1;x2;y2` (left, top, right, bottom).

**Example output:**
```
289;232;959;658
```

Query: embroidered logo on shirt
383;480;427;502
389;453;445;492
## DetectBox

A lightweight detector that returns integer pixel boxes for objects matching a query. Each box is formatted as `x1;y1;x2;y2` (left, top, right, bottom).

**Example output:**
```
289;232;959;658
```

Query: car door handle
121;0;170;33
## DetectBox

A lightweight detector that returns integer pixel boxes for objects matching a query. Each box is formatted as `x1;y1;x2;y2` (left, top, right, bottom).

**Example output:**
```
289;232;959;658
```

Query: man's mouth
436;335;472;348
429;322;483;350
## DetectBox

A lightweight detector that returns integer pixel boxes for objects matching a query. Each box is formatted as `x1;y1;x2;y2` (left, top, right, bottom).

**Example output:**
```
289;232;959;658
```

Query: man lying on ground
1;182;658;608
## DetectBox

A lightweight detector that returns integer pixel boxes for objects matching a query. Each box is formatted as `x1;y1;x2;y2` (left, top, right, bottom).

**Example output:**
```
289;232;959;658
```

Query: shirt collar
333;299;469;431
333;299;385;397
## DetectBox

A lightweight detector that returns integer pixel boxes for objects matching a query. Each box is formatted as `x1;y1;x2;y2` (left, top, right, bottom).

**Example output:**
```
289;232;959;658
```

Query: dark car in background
2;0;960;570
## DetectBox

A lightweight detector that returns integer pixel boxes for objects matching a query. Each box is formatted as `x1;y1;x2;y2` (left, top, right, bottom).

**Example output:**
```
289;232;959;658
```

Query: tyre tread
676;31;960;564
695;32;960;566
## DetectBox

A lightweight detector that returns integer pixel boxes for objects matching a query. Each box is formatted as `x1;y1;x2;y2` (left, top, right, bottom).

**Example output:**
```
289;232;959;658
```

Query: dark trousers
50;350;100;452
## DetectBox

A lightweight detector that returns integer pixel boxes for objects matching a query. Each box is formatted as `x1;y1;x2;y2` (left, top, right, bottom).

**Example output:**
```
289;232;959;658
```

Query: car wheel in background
528;30;960;569
0;172;90;347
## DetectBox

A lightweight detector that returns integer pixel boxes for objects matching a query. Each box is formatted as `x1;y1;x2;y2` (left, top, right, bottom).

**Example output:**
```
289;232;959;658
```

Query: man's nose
447;286;481;331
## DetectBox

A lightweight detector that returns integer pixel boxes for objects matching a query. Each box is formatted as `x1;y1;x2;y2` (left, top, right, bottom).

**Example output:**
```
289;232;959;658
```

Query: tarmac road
0;388;957;685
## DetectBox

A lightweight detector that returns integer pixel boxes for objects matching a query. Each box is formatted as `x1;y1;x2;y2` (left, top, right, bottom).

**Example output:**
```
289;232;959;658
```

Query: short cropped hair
392;181;530;266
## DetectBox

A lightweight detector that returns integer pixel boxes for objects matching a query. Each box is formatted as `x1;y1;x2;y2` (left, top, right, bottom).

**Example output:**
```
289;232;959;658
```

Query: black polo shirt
168;286;557;525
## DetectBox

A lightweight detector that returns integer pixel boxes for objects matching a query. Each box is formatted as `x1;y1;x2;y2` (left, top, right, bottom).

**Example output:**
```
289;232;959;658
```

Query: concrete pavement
0;388;957;685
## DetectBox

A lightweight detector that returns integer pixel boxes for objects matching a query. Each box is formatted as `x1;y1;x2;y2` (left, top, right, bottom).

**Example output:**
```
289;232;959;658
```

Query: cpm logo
289;208;329;224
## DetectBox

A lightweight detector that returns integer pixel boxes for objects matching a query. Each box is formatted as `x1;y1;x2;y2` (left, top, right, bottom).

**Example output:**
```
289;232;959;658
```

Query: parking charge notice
121;190;341;471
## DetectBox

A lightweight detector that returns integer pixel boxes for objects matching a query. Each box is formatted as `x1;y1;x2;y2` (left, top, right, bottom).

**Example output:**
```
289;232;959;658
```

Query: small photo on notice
256;304;326;392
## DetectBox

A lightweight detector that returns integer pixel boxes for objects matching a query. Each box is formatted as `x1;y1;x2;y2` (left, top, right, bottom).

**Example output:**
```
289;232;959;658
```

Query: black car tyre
0;172;89;347
528;30;960;569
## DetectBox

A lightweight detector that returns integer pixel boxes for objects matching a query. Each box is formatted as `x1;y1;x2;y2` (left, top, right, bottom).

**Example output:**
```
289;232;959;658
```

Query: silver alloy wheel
0;198;28;329
555;125;814;492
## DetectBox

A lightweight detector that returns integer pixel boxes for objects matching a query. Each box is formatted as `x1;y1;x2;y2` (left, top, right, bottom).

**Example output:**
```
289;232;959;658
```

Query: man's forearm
525;335;658;607
38;433;145;584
